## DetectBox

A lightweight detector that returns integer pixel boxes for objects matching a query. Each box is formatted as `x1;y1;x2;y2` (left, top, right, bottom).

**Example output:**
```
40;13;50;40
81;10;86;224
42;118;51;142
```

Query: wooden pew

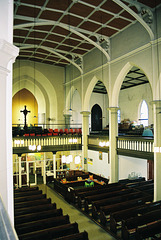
99;196;152;226
66;182;121;203
14;203;56;216
126;179;153;188
16;215;70;234
122;208;161;240
14;193;47;203
135;219;161;240
77;184;126;209
15;208;63;225
110;200;161;233
92;191;149;219
14;186;39;193
14;189;42;197
14;198;51;209
84;188;134;213
18;222;79;240
55;231;89;240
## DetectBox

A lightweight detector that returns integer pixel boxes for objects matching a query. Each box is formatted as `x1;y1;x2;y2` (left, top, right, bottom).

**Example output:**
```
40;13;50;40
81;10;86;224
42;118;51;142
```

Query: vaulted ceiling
14;0;161;91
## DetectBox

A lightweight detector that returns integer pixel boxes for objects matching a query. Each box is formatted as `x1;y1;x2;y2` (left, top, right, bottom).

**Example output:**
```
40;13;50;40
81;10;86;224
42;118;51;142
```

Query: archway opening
12;88;38;127
91;104;102;131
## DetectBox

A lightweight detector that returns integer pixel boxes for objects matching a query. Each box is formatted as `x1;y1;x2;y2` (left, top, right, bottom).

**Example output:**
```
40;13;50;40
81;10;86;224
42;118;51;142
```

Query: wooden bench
84;188;134;213
99;196;152;226
92;191;149;219
126;179;153;188
65;182;120;203
122;208;161;239
14;186;39;193
14;198;51;209
55;231;89;240
110;200;161;233
135;219;161;240
18;222;79;240
77;184;126;209
14;189;42;197
14;203;56;216
14;193;47;203
16;215;70;235
15;208;63;225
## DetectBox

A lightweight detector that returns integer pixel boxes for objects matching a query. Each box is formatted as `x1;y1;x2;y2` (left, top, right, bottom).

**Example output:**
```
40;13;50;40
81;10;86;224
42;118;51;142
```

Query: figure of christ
20;105;31;129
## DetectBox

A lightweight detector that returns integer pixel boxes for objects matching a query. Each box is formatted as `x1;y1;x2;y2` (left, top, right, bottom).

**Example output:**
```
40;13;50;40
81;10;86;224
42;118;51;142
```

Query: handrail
0;196;18;240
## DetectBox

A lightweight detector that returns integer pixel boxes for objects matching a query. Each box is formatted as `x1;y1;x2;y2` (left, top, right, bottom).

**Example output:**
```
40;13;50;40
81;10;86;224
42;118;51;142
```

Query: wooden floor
38;184;117;240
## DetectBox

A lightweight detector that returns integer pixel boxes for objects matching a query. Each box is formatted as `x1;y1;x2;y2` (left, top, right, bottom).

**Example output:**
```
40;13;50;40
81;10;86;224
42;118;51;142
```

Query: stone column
63;113;72;129
53;152;56;178
152;101;161;201
80;111;90;171
0;0;19;223
108;107;119;183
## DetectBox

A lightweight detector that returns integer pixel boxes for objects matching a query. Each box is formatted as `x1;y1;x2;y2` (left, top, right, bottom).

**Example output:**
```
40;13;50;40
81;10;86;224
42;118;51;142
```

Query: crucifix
20;105;31;129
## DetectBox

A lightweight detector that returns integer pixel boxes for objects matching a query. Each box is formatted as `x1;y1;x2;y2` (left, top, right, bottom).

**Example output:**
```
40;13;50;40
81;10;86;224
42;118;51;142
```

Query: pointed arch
111;62;153;106
83;76;109;111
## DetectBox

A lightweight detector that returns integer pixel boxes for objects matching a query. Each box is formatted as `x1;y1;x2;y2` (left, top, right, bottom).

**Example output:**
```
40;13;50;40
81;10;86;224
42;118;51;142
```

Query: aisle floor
38;184;117;240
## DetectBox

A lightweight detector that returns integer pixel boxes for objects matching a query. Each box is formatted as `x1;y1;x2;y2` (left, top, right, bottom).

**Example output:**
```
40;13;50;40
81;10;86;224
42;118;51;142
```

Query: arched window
140;100;148;127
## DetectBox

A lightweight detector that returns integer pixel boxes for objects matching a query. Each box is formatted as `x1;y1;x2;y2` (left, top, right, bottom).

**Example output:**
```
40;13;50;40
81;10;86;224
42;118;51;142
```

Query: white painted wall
119;83;153;125
118;155;148;180
88;150;110;179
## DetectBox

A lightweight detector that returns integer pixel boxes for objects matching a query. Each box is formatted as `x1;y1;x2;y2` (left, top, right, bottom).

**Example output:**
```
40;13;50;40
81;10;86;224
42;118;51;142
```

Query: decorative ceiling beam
112;0;154;40
20;44;83;74
14;19;110;61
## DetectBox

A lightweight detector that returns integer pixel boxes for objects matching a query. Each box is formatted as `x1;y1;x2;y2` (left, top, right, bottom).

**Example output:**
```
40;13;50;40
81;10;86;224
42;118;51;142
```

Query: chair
53;129;59;135
59;129;64;135
69;129;74;135
64;128;69;135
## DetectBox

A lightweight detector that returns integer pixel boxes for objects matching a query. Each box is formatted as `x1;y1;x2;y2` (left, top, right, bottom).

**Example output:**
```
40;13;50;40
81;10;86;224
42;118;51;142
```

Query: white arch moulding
13;64;58;121
111;62;153;107
83;75;109;111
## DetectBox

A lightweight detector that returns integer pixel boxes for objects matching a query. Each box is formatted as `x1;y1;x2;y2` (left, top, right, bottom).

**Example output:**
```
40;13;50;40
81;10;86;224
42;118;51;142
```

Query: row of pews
14;186;89;240
69;177;161;239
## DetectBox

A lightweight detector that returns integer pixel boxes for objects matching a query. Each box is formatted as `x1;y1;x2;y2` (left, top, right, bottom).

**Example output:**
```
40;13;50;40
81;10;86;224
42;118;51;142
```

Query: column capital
80;111;91;116
107;107;119;113
0;39;19;67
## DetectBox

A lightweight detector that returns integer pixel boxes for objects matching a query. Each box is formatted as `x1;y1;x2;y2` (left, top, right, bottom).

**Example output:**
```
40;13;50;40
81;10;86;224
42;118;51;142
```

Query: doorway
91;104;102;131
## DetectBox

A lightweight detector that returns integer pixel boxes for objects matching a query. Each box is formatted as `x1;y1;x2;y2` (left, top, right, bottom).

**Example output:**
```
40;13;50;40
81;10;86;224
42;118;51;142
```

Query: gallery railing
117;136;154;152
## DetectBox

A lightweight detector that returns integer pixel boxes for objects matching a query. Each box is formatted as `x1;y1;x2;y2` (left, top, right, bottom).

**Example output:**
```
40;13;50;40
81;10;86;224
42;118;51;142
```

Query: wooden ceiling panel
40;10;62;21
108;18;131;30
80;21;100;32
71;49;87;55
24;39;42;45
16;5;40;18
33;25;53;32
97;27;117;37
19;0;46;7
90;11;113;24
41;41;57;49
46;34;64;43
46;0;72;11
120;10;136;21
138;0;161;8
60;15;82;27
82;0;103;6
70;3;94;17
63;38;81;47
53;26;70;36
13;37;25;43
101;0;122;14
57;45;73;52
79;43;94;50
29;31;47;39
14;29;29;37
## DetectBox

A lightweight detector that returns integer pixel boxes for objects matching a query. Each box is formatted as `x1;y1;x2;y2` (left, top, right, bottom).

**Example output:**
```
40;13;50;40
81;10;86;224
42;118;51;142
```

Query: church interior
1;0;161;239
